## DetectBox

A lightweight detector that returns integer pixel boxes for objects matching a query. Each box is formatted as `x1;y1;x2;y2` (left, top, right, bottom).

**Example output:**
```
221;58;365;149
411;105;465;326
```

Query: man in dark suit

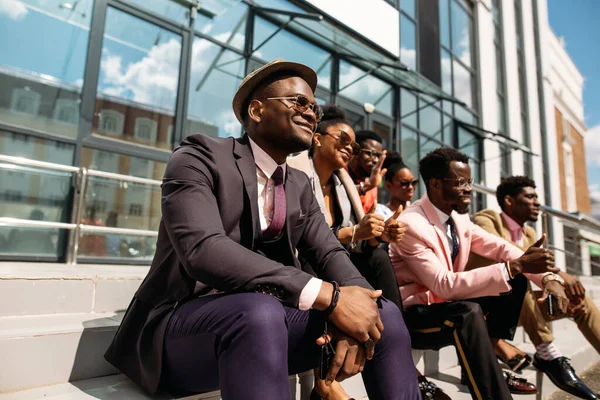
104;59;420;399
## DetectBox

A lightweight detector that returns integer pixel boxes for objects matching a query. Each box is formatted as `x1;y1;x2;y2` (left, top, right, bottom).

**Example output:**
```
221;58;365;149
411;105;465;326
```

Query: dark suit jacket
104;134;371;394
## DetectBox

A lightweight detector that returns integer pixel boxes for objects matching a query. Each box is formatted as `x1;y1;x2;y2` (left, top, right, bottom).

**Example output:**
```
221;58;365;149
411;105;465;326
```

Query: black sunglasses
394;179;418;188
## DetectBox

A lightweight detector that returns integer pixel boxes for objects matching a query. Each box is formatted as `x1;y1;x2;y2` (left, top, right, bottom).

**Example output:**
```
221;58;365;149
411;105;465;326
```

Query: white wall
306;0;400;57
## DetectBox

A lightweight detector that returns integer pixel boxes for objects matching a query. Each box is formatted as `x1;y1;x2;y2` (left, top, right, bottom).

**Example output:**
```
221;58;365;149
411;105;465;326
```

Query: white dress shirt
249;138;322;310
430;204;460;254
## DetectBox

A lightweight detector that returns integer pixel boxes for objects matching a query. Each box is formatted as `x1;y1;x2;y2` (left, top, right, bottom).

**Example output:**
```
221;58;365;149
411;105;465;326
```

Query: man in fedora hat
104;59;420;399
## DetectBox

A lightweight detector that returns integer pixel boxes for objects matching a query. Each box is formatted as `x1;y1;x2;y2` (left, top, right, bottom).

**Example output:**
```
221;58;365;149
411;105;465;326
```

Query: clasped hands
314;284;384;386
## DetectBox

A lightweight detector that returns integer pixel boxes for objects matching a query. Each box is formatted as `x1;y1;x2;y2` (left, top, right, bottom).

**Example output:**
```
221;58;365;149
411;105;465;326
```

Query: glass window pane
442;115;454;146
80;148;164;259
254;17;332;89
439;0;450;48
127;0;191;26
420;135;443;159
495;45;505;92
453;60;473;109
372;120;392;149
400;15;417;70
451;0;472;67
441;50;453;95
458;127;480;162
455;105;476;124
187;40;245;138
195;1;248;51
400;128;418;179
401;0;416;19
0;0;93;139
497;94;507;134
342;107;366;131
0;131;75;258
400;89;417;127
95;8;182;150
338;61;394;116
419;105;442;140
419;135;444;194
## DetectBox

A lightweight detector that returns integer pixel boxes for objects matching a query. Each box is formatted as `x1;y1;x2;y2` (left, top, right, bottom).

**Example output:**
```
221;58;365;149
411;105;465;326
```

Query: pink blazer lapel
421;195;453;270
452;212;471;272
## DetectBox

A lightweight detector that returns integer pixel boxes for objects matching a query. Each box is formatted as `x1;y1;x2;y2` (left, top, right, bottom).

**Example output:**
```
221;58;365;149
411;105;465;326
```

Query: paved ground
548;361;600;400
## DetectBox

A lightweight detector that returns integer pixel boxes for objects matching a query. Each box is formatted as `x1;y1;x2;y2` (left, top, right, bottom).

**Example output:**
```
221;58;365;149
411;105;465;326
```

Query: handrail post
541;213;550;247
66;168;88;265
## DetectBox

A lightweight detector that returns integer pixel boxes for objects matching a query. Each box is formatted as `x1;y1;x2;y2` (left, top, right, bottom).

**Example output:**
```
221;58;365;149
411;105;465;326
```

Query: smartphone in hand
547;293;558;317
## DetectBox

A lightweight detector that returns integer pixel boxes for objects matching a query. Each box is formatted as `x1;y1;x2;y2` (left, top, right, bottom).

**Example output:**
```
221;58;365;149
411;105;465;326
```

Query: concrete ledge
0;313;123;393
0;262;146;316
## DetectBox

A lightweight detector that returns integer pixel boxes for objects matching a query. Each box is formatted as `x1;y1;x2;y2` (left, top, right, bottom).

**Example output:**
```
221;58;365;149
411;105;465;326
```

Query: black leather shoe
418;376;452;400
533;355;598;399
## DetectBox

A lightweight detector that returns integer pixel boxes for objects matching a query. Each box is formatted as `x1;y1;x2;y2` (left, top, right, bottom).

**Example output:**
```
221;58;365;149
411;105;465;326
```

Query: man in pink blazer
390;148;567;400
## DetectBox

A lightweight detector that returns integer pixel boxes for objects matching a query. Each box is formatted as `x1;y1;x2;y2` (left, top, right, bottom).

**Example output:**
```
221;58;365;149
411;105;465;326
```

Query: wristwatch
542;273;565;287
359;181;366;195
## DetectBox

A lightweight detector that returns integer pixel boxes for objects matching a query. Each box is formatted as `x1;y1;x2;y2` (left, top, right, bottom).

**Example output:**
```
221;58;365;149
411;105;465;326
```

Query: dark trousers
162;293;420;400
351;247;403;310
403;274;528;400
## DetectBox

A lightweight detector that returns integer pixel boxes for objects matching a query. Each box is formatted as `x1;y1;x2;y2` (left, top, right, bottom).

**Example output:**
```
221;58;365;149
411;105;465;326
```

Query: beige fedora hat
232;58;318;124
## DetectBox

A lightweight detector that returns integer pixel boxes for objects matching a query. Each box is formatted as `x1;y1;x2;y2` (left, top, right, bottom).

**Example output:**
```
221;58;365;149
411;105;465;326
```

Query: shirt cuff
298;278;323;310
502;263;511;281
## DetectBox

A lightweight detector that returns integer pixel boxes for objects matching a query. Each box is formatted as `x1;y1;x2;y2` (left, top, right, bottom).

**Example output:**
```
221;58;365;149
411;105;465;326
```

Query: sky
547;0;600;206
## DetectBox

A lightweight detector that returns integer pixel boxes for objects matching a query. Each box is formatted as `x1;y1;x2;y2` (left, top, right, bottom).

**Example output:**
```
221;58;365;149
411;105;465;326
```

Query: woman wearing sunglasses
288;105;408;400
376;152;418;219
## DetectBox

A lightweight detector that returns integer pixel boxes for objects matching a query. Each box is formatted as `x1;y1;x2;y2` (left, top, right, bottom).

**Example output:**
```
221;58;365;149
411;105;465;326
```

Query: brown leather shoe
504;371;537;395
418;376;452;400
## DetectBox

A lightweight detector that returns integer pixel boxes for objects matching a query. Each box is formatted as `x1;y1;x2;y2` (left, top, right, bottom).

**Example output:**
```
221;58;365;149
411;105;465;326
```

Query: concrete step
0;312;123;393
0;373;368;400
0;262;146;317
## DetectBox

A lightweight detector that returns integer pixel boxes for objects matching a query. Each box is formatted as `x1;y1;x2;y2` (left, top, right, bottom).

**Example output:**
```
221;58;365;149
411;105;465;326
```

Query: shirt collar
501;212;524;233
248;136;287;180
431;203;452;225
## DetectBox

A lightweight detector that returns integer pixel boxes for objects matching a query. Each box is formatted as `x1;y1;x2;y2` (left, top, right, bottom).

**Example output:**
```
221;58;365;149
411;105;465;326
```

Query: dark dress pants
162;292;420;400
403;274;528;400
351;246;403;310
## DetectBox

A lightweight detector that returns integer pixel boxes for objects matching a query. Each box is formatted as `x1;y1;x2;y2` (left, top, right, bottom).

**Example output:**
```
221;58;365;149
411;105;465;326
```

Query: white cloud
338;63;391;104
585;124;600;167
590;184;600;202
99;38;181;108
0;0;28;20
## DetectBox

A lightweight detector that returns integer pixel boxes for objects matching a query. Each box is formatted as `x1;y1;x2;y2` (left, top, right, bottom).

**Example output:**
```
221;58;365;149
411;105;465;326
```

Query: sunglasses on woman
394;179;419;189
324;130;361;156
267;94;324;122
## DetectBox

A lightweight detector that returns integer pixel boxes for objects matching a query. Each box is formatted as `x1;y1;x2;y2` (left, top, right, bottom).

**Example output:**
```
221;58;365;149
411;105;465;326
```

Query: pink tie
263;166;286;239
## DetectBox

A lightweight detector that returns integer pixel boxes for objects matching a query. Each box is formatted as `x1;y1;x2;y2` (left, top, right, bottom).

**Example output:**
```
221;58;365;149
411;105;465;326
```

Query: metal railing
1;155;599;265
0;154;160;264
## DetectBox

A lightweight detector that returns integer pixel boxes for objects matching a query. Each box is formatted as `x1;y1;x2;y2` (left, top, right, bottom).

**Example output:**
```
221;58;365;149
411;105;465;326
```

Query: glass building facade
0;0;483;263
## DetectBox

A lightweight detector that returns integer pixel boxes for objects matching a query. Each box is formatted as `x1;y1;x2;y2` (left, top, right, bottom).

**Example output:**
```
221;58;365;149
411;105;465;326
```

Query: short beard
452;204;470;214
276;133;313;156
